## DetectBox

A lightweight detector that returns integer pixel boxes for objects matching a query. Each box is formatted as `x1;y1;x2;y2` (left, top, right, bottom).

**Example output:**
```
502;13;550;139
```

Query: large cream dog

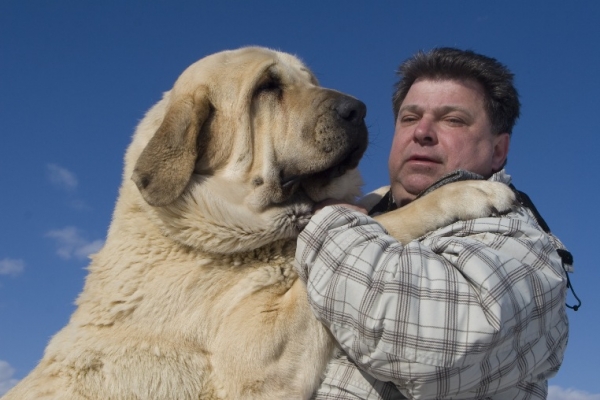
4;47;515;399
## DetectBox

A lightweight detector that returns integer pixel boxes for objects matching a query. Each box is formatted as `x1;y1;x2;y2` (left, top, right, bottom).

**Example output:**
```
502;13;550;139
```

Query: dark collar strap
509;184;579;311
509;185;551;233
416;170;485;199
368;190;396;215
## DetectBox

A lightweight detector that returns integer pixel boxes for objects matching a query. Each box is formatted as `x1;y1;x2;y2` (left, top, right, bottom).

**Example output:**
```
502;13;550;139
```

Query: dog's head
125;47;367;253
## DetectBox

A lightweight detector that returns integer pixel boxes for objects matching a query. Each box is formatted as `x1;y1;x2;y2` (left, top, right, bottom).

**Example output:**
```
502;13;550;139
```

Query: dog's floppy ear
132;89;211;206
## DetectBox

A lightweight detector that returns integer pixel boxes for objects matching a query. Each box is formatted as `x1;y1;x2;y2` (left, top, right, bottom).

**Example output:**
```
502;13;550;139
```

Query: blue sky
1;1;599;398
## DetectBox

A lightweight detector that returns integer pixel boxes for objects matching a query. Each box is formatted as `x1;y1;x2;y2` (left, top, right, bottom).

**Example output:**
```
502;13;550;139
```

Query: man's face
388;78;510;206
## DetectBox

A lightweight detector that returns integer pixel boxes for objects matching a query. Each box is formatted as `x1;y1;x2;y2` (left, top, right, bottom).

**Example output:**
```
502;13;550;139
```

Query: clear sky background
1;1;598;398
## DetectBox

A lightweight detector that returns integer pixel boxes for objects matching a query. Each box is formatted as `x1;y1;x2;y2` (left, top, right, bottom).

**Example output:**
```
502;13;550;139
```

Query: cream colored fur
4;47;515;400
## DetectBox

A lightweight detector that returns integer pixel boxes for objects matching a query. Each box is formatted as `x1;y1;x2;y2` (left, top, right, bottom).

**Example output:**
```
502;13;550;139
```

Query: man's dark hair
392;47;520;135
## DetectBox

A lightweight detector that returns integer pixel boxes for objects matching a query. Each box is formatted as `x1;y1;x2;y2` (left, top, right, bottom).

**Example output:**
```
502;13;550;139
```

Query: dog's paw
434;180;517;221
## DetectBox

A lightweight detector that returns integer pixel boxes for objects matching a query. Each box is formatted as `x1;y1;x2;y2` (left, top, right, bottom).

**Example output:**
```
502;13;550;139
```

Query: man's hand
313;199;368;215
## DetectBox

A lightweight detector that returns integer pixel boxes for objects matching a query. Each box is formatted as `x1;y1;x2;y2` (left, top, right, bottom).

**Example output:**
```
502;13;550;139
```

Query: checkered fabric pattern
295;171;570;399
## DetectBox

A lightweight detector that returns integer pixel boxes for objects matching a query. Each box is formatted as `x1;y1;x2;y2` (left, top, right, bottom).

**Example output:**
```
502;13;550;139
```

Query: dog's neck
202;238;298;264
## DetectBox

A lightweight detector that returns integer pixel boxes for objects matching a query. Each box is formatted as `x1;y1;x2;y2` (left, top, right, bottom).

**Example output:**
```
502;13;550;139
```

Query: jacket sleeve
295;205;569;399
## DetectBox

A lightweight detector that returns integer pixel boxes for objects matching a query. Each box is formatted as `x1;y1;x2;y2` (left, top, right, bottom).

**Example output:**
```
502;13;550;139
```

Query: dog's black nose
335;97;367;126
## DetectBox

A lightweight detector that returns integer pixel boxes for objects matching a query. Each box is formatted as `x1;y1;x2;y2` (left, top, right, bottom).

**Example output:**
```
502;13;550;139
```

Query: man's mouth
407;155;440;164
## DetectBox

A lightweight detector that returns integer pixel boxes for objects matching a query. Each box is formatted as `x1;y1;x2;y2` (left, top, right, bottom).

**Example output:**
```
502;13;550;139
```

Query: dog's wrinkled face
127;47;367;253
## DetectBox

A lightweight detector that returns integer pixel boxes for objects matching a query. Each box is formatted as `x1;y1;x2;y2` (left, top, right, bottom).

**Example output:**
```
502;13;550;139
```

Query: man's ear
492;132;510;171
132;88;211;207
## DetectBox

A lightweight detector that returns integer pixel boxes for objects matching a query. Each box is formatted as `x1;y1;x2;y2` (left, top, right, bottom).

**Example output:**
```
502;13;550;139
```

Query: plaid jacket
295;171;570;399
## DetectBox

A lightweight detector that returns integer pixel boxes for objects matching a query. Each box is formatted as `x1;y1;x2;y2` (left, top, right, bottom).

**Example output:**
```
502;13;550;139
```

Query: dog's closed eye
254;69;283;99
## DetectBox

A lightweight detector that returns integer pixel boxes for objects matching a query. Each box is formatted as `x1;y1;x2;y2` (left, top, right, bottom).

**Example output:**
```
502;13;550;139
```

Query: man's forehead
411;77;485;94
401;79;486;109
399;103;474;115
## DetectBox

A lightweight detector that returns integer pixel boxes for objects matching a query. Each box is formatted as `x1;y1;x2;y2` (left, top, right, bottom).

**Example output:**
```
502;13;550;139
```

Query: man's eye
400;115;418;123
446;117;465;125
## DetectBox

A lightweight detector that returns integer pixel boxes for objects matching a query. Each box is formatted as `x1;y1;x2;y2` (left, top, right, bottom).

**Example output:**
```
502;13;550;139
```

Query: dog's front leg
373;180;516;244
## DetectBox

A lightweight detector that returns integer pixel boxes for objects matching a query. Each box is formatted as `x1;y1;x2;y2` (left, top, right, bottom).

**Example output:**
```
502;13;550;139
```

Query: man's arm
295;206;569;399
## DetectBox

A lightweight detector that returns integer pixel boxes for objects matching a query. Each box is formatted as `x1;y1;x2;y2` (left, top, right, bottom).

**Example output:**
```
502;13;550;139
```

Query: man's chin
405;174;440;192
392;174;441;205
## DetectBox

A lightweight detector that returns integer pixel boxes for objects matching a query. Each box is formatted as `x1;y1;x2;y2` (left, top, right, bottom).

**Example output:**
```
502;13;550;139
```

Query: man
295;48;571;399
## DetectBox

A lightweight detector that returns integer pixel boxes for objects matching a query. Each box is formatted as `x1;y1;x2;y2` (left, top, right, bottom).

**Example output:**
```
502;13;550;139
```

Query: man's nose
413;118;437;144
